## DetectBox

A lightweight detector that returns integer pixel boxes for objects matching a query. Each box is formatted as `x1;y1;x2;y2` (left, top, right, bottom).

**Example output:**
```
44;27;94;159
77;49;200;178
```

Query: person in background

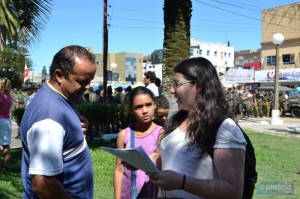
114;86;164;199
155;77;163;96
153;95;170;127
95;86;104;103
279;90;288;118
107;86;115;103
20;45;95;198
147;57;246;199
41;66;47;84
267;90;274;117
89;87;97;103
114;86;124;104
225;88;234;116
232;87;239;117
122;86;132;107
144;71;159;97
22;83;39;108
0;78;13;169
239;87;251;119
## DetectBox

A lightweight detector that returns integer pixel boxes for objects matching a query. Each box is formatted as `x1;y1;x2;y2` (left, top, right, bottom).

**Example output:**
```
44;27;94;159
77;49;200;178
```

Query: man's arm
32;175;73;199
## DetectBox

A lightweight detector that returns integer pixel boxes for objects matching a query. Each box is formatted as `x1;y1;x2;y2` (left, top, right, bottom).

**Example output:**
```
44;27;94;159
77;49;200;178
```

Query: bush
11;103;132;138
76;103;132;138
11;107;25;126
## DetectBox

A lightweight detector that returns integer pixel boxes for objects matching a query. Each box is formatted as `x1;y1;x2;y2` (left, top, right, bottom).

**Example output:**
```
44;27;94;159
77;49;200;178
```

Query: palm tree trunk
163;0;192;115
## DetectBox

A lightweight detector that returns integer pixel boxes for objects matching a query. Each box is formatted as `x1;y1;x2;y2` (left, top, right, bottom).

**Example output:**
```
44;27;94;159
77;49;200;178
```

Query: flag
24;64;29;83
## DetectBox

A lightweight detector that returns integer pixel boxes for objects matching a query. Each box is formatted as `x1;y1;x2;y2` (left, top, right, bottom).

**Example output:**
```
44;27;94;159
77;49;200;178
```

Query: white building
143;49;163;81
144;39;234;84
190;38;235;75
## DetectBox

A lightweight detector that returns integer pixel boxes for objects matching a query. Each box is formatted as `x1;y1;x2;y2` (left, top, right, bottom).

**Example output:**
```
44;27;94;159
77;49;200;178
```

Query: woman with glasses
147;57;247;199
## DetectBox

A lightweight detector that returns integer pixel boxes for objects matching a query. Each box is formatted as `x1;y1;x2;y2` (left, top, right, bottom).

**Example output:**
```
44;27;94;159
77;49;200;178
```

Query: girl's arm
113;129;126;199
149;128;164;170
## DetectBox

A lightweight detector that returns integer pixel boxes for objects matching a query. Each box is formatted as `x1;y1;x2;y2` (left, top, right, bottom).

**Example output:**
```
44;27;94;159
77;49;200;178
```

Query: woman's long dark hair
164;57;231;156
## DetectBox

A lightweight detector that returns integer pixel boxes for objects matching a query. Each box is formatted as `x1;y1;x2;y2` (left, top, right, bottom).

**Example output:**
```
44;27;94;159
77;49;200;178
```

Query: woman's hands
147;170;183;191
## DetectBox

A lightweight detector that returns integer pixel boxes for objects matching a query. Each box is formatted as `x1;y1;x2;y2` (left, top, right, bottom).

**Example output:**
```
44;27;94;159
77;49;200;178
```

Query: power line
109;25;163;30
209;0;262;12
110;16;162;24
109;5;161;16
194;0;300;31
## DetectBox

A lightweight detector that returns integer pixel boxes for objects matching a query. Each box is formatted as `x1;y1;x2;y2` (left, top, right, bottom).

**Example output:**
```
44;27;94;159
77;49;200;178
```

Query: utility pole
102;0;108;101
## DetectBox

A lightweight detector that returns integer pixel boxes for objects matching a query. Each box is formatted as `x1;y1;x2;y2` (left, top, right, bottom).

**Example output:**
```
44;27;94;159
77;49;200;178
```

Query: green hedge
11;103;132;137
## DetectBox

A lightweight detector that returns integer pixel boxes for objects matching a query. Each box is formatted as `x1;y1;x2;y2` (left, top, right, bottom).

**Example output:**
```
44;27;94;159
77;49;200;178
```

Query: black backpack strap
207;116;227;158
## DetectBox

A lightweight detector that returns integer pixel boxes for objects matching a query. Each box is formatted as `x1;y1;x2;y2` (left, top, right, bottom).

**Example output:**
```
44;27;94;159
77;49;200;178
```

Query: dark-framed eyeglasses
172;80;193;90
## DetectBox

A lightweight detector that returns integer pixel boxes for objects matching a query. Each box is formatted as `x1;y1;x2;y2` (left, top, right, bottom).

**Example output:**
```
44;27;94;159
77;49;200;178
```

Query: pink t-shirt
121;125;162;199
0;92;13;119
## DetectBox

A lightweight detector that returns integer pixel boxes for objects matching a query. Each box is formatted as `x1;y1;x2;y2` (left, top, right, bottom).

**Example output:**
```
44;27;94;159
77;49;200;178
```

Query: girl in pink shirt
114;86;164;199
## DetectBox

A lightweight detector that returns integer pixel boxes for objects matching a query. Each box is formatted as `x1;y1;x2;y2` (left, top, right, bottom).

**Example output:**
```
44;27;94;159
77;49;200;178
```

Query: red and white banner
24;64;29;83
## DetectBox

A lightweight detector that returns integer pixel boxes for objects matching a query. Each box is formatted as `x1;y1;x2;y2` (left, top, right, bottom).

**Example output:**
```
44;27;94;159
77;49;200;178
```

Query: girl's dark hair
129;86;155;110
164;57;231;156
49;45;96;80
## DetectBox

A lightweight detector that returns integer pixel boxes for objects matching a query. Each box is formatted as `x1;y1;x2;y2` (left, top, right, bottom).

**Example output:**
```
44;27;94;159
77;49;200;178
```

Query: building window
282;54;295;64
224;52;227;57
214;51;217;57
266;55;276;65
228;53;231;58
207;50;210;56
199;49;202;55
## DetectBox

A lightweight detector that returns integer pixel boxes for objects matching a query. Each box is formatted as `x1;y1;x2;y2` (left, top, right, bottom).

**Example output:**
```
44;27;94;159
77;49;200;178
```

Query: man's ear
54;69;64;84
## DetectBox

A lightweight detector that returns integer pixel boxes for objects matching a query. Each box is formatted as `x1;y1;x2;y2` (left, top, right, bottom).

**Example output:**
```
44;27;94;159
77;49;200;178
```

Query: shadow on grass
87;137;117;149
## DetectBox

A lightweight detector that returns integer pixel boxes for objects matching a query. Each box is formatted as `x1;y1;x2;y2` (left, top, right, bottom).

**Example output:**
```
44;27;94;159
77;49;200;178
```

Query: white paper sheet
100;146;160;173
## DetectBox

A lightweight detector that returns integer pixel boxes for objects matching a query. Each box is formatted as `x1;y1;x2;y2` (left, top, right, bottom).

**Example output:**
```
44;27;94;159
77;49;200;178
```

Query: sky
28;0;299;74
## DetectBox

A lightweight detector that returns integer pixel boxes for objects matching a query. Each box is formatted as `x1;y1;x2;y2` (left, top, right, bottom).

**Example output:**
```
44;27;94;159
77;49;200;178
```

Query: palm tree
0;0;19;50
0;0;53;49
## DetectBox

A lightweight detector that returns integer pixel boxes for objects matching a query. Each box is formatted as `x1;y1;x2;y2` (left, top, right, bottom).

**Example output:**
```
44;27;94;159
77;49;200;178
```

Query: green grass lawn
1;131;299;199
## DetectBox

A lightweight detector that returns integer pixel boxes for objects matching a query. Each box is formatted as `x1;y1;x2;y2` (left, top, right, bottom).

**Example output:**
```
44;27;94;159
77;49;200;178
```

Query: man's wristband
181;175;186;190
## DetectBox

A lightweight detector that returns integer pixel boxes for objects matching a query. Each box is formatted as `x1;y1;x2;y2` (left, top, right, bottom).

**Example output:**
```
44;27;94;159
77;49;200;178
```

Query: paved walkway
238;116;300;139
11;120;22;149
10;115;300;149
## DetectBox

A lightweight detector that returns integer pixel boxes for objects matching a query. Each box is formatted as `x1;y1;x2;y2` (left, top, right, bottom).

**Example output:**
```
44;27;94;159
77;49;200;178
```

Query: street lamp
271;33;284;125
111;63;117;90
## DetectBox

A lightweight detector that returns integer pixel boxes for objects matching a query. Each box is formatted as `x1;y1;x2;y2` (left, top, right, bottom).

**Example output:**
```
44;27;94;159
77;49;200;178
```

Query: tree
162;0;192;94
0;0;53;49
0;0;19;50
0;46;31;88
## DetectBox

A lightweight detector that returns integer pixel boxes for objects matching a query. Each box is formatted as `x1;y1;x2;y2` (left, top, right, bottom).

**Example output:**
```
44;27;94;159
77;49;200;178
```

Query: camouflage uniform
279;91;288;117
226;88;234;115
253;90;259;117
239;90;251;118
232;88;239;116
267;92;274;117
